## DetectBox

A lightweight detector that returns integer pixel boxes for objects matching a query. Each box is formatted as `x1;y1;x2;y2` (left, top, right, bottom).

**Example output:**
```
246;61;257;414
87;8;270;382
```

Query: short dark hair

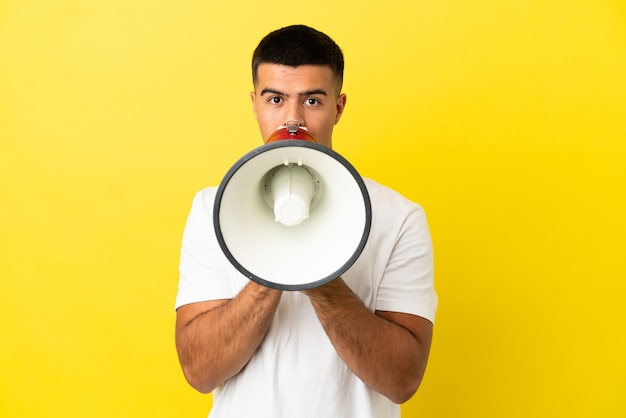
252;25;344;91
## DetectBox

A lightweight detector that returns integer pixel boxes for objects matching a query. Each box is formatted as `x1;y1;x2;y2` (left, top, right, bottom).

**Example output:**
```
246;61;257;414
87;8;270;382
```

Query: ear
334;93;347;124
250;91;258;120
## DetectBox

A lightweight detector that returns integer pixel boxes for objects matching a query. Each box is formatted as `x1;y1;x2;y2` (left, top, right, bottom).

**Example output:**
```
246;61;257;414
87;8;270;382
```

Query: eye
305;97;320;106
269;96;282;104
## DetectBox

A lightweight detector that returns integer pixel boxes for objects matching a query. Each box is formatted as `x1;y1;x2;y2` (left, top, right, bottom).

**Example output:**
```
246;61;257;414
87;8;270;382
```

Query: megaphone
213;120;371;290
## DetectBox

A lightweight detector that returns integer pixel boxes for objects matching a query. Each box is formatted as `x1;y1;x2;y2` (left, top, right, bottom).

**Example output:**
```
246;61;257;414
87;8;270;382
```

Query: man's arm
175;281;282;393
303;278;433;404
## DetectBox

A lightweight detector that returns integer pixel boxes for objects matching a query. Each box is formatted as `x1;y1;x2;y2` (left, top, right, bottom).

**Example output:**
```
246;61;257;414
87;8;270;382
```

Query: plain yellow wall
1;1;625;417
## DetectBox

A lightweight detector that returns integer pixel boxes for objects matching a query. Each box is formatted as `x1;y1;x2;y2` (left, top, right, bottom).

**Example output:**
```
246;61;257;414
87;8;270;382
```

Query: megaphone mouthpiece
267;121;317;143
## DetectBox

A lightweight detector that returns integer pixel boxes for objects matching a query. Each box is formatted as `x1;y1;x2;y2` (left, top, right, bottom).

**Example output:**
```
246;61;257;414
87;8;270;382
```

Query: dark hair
252;25;344;91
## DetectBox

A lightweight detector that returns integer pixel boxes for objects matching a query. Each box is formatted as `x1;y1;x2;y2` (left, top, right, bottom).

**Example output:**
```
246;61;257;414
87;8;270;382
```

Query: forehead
255;63;340;95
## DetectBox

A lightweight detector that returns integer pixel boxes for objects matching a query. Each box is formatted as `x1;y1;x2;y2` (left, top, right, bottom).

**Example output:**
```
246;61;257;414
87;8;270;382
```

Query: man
175;25;437;418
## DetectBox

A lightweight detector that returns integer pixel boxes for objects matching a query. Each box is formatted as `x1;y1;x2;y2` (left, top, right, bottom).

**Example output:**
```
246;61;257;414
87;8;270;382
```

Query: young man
175;25;437;418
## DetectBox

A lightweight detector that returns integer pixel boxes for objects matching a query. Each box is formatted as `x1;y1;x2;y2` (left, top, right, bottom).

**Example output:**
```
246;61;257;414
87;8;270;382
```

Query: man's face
251;64;346;148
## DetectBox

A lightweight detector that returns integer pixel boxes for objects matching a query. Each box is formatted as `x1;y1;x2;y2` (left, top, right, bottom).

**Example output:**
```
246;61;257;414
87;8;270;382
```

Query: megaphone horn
213;121;372;290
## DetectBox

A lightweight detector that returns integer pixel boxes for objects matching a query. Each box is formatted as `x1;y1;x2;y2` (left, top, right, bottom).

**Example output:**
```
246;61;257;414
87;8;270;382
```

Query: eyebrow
260;88;328;97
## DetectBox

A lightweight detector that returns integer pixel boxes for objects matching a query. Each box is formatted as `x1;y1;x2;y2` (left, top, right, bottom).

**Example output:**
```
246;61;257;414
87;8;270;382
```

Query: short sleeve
375;205;438;323
175;188;242;310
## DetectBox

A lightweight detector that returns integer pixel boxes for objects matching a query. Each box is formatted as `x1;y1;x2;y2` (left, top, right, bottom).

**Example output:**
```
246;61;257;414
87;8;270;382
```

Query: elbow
388;392;415;405
176;338;225;394
387;379;422;405
385;366;426;404
180;364;220;394
388;346;431;403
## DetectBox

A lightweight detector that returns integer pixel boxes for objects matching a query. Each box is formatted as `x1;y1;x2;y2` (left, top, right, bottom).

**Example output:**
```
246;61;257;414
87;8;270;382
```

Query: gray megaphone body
213;121;372;290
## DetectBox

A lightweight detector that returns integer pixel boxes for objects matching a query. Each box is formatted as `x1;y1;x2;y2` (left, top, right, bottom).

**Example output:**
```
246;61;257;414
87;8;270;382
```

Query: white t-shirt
176;178;438;418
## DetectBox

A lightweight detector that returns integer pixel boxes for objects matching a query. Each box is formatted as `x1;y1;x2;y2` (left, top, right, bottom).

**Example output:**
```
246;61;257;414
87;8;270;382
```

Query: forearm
304;279;432;403
175;282;282;393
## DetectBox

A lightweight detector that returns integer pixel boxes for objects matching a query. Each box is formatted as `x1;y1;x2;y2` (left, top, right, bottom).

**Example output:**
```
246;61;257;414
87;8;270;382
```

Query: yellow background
1;1;625;417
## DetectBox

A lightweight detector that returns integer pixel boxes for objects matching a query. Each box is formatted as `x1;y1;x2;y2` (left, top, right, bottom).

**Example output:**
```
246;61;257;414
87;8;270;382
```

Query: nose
284;102;305;128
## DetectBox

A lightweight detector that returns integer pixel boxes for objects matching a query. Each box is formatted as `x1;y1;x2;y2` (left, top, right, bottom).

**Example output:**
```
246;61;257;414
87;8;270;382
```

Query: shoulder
184;186;220;218
363;178;425;218
194;186;219;205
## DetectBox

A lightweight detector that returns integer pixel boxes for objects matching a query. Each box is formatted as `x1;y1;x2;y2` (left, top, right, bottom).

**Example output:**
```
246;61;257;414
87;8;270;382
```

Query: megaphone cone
214;123;371;290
